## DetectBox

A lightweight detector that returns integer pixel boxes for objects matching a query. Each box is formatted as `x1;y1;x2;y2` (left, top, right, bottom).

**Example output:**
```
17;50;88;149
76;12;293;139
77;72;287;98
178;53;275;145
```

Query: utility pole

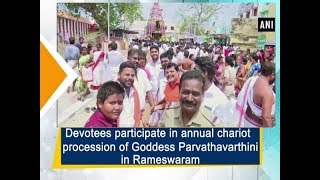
108;0;110;41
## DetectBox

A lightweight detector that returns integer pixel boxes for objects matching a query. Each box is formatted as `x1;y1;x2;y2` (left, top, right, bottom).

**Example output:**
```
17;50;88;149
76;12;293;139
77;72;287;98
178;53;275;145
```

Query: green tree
179;16;206;35
58;3;144;31
178;3;228;36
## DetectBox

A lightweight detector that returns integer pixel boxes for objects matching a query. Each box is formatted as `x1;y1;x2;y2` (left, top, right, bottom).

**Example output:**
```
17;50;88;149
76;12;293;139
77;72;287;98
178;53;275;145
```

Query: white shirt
233;45;239;52
213;54;219;62
200;50;208;57
134;68;152;109
202;83;229;113
159;47;164;56
92;50;104;63
162;44;168;51
107;50;124;67
145;59;162;96
223;66;237;85
132;45;139;49
189;48;197;57
171;56;178;64
228;51;236;56
223;46;228;52
196;47;200;57
156;70;168;102
119;87;135;127
176;52;184;62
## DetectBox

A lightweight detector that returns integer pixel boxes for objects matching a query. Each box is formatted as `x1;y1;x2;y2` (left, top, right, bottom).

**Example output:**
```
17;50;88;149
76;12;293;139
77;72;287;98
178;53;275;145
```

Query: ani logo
258;18;275;32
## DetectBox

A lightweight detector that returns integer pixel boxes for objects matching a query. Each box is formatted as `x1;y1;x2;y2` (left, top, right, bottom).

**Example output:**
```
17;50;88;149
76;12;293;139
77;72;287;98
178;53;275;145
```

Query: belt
245;104;263;126
245;103;275;127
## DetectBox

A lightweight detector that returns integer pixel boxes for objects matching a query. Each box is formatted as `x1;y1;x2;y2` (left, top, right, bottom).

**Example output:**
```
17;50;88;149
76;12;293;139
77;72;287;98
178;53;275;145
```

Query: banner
257;35;266;49
55;128;261;167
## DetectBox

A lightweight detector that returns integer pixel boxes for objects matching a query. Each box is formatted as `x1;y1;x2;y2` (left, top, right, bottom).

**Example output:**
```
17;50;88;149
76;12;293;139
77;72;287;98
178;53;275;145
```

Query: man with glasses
146;70;217;128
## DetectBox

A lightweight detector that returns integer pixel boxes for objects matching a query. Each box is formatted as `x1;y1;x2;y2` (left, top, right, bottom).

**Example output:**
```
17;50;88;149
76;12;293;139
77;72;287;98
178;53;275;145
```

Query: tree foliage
58;3;144;31
179;16;206;35
178;3;228;36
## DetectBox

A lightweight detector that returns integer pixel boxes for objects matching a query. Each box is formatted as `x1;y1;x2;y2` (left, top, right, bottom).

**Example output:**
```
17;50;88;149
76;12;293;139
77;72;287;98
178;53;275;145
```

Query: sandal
85;107;90;113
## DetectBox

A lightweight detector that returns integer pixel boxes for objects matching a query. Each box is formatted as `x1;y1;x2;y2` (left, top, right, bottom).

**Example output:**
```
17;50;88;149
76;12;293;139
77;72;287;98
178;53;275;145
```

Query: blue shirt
64;44;80;61
249;63;261;77
75;43;82;54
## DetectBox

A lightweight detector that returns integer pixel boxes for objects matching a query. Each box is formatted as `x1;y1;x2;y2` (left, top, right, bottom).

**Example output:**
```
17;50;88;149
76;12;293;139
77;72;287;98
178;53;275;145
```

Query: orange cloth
133;86;141;127
164;78;180;105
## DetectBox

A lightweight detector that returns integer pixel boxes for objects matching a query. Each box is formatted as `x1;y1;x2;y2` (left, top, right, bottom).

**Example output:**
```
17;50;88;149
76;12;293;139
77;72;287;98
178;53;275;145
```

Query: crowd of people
64;36;276;128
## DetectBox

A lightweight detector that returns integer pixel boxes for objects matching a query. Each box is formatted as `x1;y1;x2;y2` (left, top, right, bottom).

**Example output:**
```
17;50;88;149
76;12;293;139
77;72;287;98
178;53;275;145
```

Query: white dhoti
67;60;79;90
67;60;79;75
92;61;104;88
234;76;257;127
109;65;120;82
234;76;275;127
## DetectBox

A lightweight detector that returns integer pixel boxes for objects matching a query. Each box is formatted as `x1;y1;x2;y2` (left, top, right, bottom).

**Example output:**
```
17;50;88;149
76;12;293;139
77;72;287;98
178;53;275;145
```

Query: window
253;8;258;16
171;26;174;30
246;12;250;18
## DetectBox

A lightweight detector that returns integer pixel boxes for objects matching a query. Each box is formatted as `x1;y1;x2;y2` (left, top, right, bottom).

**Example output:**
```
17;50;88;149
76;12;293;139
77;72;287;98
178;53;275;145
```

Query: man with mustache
150;70;217;128
127;49;155;117
117;61;144;127
235;61;276;127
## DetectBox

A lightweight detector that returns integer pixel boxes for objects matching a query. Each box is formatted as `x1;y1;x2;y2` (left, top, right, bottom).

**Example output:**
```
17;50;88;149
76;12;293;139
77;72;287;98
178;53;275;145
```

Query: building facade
235;3;276;49
238;3;259;19
57;9;92;41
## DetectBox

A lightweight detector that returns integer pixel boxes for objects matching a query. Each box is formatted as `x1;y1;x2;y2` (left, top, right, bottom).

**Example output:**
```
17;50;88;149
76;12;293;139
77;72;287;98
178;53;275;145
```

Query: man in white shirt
167;49;177;64
118;61;144;127
127;48;155;113
145;45;162;97
194;57;229;113
107;42;125;81
156;52;171;103
148;51;172;123
189;45;197;58
176;47;185;63
195;44;200;57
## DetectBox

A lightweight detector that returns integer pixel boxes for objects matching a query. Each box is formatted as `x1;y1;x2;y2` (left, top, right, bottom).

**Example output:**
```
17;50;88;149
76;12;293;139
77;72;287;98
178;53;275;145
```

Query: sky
141;2;240;29
59;2;239;30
